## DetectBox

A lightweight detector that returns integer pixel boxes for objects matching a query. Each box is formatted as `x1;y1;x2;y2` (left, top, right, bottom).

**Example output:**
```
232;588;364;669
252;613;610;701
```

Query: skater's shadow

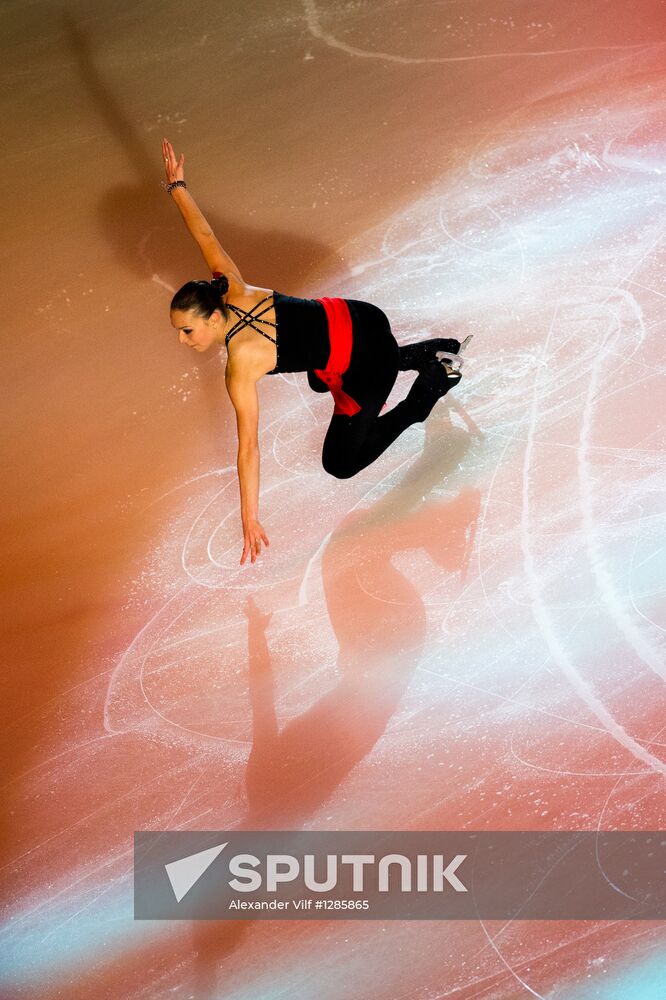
189;401;482;996
61;12;335;293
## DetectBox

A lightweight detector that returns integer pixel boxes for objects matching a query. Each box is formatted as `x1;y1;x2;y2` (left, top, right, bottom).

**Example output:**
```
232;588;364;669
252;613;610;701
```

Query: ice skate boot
434;334;473;371
399;334;473;372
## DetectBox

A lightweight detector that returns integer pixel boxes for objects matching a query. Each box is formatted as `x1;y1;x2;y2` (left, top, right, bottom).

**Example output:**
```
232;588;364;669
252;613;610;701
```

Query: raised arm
225;359;270;565
162;138;246;288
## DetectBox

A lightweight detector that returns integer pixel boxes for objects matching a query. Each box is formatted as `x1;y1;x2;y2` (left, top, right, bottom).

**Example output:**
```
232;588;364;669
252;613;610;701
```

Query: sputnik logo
164;842;469;901
165;842;228;902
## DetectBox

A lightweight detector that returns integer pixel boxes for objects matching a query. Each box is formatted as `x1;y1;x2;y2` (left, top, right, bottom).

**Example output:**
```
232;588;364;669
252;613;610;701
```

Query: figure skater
162;139;471;566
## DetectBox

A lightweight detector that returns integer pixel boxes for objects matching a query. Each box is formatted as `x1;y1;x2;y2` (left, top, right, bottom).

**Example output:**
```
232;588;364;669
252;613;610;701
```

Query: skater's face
171;308;223;352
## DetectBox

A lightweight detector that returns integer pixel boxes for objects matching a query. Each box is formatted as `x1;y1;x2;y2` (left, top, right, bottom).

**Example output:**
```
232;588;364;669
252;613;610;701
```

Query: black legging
320;298;451;479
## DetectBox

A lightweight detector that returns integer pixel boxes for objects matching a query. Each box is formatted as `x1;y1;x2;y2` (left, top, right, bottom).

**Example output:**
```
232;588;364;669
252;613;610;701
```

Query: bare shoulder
227;278;274;302
214;269;270;301
225;339;266;386
224;270;249;299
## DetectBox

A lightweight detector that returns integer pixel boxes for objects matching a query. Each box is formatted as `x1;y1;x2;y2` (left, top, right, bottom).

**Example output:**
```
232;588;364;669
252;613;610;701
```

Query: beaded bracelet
165;179;187;194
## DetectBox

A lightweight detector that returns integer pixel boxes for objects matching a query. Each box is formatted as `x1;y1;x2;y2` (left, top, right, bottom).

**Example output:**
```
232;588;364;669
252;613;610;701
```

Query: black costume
224;289;461;479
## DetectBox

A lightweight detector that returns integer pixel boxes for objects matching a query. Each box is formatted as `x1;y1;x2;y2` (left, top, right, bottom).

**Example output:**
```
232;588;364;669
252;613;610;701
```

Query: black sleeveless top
224;290;330;374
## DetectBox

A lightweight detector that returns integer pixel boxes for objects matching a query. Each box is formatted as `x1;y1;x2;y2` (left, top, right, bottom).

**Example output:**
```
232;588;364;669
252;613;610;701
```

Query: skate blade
435;350;464;370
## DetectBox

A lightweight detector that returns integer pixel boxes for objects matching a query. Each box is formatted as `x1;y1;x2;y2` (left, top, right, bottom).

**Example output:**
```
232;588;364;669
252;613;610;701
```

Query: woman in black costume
162;140;469;566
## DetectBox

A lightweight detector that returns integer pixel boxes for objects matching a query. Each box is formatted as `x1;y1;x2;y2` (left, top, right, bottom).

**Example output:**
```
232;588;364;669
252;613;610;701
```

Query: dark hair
170;273;229;320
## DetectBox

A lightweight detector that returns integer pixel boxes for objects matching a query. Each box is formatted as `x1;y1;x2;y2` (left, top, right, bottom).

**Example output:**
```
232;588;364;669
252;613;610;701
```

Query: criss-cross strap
225;295;277;347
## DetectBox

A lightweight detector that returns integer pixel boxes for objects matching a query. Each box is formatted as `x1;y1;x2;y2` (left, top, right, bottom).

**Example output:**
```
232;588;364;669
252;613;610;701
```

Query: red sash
313;297;362;416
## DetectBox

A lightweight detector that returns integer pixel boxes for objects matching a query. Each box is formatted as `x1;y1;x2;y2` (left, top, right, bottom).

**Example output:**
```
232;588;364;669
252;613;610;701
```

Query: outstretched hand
241;517;270;566
162;137;185;185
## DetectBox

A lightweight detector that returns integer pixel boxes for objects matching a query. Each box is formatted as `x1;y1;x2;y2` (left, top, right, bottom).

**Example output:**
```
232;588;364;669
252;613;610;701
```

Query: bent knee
322;453;358;479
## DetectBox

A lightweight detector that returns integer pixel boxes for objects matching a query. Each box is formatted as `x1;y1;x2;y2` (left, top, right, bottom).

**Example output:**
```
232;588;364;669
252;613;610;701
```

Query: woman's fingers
240;527;269;565
162;138;180;177
240;535;258;565
162;139;177;181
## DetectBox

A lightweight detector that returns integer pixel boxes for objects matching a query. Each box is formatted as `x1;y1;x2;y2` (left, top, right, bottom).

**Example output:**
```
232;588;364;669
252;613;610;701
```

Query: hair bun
210;273;229;295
